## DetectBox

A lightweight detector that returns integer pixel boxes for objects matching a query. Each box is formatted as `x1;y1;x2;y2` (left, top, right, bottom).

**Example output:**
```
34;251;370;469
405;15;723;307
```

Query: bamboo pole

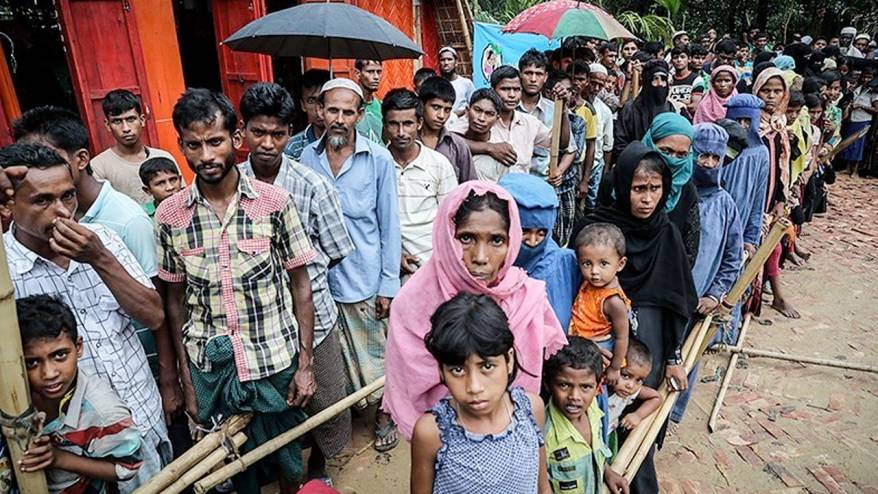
452;0;472;54
738;348;878;373
194;376;386;494
725;218;791;305
161;432;247;494
0;242;48;493
708;313;752;432
548;99;564;178
132;414;251;494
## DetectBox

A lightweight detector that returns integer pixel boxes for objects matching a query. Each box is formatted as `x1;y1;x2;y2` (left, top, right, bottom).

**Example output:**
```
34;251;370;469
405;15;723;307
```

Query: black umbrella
222;3;423;62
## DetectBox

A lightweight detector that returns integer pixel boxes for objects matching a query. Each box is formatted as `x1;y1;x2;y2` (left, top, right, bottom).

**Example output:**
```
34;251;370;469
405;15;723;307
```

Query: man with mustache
157;88;317;492
299;78;401;452
383;88;457;280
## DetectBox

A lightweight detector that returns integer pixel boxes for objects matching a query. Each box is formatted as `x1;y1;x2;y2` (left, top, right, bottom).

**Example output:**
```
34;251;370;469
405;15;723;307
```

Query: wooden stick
548;99;564;178
132;414;251;494
708;313;752;432
162;432;247;494
738;348;878;373
452;0;472;53
0;242;48;493
725;218;791;305
194;377;386;494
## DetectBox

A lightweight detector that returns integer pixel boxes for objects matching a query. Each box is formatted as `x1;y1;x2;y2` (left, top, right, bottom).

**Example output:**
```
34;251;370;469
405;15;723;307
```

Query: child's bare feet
770;298;800;318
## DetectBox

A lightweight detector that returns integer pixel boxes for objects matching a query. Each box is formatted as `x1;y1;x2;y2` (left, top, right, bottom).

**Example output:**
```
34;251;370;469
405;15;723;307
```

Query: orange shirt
569;283;631;340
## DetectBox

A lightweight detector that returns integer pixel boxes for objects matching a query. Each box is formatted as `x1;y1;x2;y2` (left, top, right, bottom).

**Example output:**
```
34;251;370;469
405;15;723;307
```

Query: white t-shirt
450;76;476;113
607;389;641;433
91;147;179;204
851;88;878;123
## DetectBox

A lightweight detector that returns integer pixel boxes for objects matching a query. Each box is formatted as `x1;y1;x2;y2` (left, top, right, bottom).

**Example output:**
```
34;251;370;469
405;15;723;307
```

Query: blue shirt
80;181;157;277
299;135;401;302
284;125;319;161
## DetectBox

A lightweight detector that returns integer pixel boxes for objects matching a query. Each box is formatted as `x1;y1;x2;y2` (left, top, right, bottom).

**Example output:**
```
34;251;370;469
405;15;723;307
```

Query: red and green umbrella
503;0;638;41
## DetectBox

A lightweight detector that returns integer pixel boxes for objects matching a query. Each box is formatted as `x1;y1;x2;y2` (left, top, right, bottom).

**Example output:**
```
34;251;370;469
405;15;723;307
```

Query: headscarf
773;55;796;71
586;142;697;322
642;112;695;212
638;60;672;111
751;67;792;206
501;173;581;331
693;65;739;124
383;181;567;440
725;94;765;147
692;123;730;198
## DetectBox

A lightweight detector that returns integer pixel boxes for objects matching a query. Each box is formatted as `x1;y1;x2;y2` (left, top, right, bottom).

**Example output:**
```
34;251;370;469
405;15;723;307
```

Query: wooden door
57;0;158;153
212;0;274;110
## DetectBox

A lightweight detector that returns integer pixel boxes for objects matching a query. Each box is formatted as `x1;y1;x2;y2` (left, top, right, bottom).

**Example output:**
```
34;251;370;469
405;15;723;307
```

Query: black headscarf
584;142;698;356
614;60;675;152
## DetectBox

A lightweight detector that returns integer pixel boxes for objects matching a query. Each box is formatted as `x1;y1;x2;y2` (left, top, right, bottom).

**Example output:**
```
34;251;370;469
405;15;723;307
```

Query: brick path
658;175;878;493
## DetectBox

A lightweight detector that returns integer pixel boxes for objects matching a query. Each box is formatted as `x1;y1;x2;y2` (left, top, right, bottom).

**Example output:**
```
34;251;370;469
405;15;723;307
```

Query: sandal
374;414;399;452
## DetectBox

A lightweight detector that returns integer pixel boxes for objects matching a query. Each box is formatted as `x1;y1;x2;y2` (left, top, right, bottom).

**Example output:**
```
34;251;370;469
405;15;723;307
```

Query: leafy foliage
616;11;676;44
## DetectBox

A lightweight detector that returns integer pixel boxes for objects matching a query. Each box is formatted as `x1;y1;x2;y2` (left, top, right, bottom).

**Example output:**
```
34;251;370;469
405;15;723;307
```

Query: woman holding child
383;181;567;440
582;142;698;493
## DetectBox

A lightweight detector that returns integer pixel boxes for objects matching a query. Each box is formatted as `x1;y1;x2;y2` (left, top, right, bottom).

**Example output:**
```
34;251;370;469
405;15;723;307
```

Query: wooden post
0;243;48;493
452;0;472;53
194;377;386;494
738;348;878;373
132;414;251;494
725;218;791;305
708;313;751;432
548;99;565;178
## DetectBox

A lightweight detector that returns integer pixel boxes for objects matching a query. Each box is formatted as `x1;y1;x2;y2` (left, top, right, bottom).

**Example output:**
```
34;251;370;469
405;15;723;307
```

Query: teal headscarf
642;113;695;211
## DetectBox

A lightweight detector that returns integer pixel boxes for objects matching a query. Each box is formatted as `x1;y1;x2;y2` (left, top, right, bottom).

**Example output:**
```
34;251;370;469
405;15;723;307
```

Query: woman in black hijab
612;60;676;160
581;142;697;494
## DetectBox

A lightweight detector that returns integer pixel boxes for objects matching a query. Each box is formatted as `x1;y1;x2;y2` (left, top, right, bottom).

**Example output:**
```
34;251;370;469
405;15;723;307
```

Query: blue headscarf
642;113;695;212
772;55;796;71
725;94;765;147
500;173;581;331
692;123;730;197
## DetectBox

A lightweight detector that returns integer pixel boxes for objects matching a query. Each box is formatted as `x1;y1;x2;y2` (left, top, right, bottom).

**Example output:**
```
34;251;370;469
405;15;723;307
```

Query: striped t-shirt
43;370;143;494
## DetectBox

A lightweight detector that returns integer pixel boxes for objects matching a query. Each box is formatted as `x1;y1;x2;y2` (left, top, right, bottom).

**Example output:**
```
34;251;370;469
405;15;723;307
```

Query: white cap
840;27;857;36
801;35;813;45
589;63;608;75
439;46;459;58
320;78;364;100
855;33;871;42
672;30;688;40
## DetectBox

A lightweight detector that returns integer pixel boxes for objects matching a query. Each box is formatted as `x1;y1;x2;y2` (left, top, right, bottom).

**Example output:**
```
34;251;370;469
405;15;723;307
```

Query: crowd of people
0;21;875;494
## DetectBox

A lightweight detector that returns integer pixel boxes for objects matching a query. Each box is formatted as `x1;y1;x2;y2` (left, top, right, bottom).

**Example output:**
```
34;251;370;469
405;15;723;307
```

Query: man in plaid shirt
157;89;316;493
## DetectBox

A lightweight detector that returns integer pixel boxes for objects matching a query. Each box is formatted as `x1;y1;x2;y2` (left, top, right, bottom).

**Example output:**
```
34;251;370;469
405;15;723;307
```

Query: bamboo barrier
548;99;564;178
193;376;386;494
707;313;752;432
161;432;247;494
602;217;792;492
738;348;878;373
0;242;48;493
132;414;251;494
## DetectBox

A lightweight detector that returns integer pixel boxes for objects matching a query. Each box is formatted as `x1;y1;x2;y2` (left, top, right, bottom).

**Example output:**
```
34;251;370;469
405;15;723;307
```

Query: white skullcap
439;46;459;58
672;30;688;40
840;27;857;36
801;35;813;45
320;78;364;100
855;33;871;42
589;63;608;75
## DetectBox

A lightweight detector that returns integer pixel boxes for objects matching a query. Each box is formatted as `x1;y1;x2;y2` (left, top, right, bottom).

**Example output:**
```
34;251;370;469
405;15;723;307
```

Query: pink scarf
693;65;738;124
383;181;567;440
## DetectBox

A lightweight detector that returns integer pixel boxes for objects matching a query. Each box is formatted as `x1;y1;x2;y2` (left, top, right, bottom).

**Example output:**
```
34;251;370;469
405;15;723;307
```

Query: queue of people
0;23;874;494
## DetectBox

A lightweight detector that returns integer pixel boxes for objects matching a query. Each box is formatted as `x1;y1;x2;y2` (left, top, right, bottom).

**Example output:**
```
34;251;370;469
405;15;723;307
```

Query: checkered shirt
155;173;317;381
239;155;354;346
3;224;165;438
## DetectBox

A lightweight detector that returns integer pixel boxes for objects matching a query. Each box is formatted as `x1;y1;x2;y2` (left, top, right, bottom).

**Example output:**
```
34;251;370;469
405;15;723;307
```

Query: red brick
764;462;803;488
736;445;764;468
740;431;772;444
821;464;849;485
680;479;702;494
755;417;789;440
807;466;844;494
713;449;734;470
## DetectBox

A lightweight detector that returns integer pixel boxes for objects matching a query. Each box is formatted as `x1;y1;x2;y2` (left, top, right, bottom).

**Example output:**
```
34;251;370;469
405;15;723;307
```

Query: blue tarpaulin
472;22;560;88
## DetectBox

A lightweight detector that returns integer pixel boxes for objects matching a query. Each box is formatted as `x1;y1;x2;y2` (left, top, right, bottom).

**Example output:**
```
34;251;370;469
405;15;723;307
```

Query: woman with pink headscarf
693;65;739;124
383;181;567;440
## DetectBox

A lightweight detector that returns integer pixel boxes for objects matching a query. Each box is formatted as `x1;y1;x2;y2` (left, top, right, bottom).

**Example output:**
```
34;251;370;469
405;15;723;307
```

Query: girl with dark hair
410;293;550;494
384;182;567;441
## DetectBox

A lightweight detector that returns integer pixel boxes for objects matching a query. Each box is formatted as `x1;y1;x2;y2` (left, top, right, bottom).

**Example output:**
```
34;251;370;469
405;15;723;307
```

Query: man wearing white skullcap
438;46;475;116
298;78;403;452
583;63;614;208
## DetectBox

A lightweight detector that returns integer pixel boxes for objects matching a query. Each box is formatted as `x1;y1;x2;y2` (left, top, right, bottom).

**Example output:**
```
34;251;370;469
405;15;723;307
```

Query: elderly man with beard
157;88;317;493
299;78;402;452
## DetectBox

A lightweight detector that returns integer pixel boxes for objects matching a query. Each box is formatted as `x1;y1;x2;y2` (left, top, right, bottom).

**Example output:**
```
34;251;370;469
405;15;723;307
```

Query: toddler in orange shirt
569;223;630;386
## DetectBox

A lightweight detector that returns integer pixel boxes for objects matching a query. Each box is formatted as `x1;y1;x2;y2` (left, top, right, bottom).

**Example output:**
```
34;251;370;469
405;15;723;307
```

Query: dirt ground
325;175;878;494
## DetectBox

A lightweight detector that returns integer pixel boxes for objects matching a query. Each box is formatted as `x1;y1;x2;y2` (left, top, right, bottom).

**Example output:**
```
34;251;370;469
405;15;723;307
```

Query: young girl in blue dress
410;292;551;494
